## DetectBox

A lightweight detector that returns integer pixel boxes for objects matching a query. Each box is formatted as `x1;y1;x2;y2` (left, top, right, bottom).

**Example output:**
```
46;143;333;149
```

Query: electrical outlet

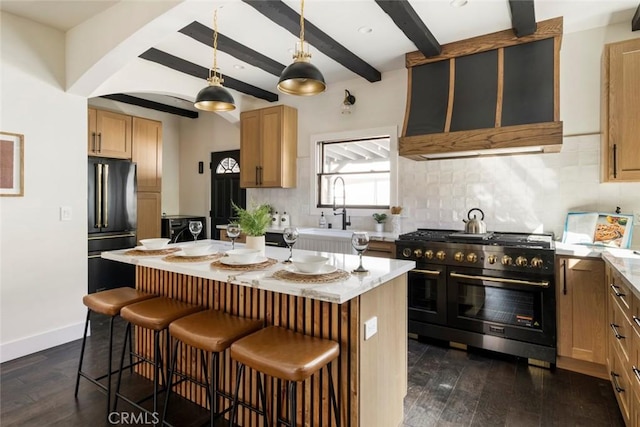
60;206;72;221
364;316;377;340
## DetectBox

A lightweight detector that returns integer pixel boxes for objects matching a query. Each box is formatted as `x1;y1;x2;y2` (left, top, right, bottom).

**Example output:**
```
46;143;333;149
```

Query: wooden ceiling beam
243;0;381;82
179;21;286;77
633;4;640;31
139;48;279;102
100;94;199;119
375;0;441;57
508;0;537;37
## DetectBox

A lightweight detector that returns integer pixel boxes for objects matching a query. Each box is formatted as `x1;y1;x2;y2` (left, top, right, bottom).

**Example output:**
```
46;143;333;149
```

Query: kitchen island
103;240;415;427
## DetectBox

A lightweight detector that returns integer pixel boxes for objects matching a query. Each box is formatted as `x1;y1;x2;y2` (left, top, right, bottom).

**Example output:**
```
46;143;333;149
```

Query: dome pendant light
195;9;235;112
277;0;326;96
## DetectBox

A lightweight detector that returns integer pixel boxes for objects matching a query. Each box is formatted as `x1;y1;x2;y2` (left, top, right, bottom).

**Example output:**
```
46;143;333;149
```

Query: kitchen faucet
332;177;351;230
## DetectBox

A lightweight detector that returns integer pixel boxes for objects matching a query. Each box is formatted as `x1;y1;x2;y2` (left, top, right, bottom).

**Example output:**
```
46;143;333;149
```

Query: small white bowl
291;255;329;274
225;248;261;264
181;244;214;257
139;238;170;250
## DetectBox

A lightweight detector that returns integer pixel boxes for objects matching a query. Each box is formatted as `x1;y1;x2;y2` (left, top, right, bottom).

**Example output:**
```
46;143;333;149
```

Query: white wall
0;12;88;362
88;97;182;215
178;22;640;248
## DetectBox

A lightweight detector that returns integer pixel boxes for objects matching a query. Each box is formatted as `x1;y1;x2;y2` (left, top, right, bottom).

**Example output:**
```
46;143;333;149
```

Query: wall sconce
342;90;356;114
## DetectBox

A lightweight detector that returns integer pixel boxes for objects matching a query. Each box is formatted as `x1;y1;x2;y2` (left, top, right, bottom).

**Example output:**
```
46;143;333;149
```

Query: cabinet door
95;110;132;159
133;117;162;192
137;192;161;241
556;257;606;364
366;241;396;258
240;110;261;188
602;38;640;181
220;229;246;243
260;106;283;187
88;108;98;154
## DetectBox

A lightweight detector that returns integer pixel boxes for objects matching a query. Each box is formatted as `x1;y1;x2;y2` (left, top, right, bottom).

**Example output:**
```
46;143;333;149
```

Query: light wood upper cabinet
132;117;162;192
240;105;297;188
601;38;640;182
556;257;606;369
87;108;132;159
136;192;161;242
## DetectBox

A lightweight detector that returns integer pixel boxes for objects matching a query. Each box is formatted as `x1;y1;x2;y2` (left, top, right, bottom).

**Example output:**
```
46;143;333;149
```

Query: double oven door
408;263;556;348
447;266;556;347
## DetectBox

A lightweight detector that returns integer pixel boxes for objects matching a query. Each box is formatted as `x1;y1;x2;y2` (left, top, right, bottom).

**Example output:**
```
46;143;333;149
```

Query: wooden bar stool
113;297;203;417
161;310;263;426
75;287;156;417
229;326;340;427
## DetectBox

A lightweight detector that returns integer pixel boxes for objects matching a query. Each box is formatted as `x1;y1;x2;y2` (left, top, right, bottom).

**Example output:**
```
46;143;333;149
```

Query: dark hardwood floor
1;313;625;426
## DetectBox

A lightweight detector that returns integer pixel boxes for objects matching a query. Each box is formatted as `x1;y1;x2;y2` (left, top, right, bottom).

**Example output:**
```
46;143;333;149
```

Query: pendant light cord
299;0;305;46
210;9;220;82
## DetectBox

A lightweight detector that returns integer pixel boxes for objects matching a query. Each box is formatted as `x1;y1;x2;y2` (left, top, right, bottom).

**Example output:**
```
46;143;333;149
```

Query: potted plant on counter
232;201;271;255
372;213;387;232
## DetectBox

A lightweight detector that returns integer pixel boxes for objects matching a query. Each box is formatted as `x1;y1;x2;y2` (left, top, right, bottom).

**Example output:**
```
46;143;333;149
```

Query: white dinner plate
220;256;268;266
134;245;169;251
284;264;337;276
175;249;218;258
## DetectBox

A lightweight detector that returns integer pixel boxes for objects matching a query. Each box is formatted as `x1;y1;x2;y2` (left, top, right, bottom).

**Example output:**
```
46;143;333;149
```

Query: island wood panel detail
134;266;358;427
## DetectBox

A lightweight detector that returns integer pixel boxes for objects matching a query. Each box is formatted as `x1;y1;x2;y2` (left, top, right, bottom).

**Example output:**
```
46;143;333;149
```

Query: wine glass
351;231;370;273
226;223;241;249
188;221;203;243
282;227;299;263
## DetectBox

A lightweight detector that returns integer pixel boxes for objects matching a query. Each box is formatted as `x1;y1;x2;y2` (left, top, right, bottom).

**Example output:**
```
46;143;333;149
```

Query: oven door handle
412;269;441;276
450;272;550;288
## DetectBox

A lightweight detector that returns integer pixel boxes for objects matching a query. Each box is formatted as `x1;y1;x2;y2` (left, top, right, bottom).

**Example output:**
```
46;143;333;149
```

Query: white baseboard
0;321;86;363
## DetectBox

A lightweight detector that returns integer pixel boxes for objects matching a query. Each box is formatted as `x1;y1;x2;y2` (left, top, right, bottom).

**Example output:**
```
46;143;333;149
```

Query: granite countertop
102;239;415;304
216;224;399;242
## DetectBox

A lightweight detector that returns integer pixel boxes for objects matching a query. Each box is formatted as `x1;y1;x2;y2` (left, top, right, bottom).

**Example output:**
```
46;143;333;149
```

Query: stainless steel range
396;229;556;364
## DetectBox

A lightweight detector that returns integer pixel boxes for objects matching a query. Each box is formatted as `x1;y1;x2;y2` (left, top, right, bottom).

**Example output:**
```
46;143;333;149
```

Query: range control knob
531;257;544;268
501;255;513;266
402;248;412;258
487;255;498;264
425;250;434;260
436;250;446;261
414;249;423;258
516;256;528;267
454;252;465;262
466;253;478;263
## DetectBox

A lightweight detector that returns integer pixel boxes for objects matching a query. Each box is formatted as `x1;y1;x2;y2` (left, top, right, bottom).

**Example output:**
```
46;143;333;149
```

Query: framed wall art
0;131;24;197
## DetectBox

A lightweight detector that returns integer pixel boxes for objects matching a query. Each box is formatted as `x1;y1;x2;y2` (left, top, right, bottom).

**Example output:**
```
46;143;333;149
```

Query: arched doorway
210;150;246;239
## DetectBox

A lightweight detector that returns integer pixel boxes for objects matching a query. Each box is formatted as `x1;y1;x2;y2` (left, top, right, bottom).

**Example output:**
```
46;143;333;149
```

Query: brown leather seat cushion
120;297;203;331
169;310;263;353
82;287;156;317
230;326;339;382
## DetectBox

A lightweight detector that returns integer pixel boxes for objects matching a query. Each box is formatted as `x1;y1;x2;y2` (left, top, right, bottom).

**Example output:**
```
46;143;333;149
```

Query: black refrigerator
88;157;137;294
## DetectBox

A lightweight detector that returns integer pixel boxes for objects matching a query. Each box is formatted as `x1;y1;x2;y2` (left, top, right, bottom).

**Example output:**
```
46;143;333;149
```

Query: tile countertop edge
101;240;415;304
556;242;640;297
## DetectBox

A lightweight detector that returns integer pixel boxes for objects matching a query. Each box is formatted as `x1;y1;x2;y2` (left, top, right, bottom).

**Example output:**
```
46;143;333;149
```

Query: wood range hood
400;17;563;161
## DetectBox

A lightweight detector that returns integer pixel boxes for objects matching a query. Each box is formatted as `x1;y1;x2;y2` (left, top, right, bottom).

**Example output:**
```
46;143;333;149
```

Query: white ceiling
1;0;638;114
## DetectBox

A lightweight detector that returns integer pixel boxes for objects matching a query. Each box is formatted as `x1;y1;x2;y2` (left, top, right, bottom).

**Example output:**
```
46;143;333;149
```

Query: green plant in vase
231;201;271;255
372;213;387;232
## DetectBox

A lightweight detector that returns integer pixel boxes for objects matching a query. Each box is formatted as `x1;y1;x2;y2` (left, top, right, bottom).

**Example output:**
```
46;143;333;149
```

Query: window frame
309;126;398;218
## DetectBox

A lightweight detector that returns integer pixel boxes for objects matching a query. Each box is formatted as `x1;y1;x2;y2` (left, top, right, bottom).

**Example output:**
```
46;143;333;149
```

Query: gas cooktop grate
398;229;555;249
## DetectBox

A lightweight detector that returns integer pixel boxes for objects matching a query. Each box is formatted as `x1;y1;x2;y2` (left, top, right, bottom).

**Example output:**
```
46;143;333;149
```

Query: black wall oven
399;230;556;364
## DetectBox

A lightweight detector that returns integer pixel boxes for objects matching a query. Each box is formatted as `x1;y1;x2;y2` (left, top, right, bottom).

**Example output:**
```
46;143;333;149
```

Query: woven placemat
271;269;350;283
124;247;180;256
163;253;223;263
211;257;278;271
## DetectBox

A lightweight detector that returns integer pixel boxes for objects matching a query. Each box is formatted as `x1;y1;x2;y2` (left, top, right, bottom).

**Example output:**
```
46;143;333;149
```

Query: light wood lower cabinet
137;192;161;242
606;260;640;426
556;256;607;378
366;240;396;258
219;229;246;244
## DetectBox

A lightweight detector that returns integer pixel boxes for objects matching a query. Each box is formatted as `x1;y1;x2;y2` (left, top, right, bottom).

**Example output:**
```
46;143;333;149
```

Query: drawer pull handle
633;366;640;383
610;284;626;298
413;269;441;276
633;316;640;328
611;371;625;393
610;323;625;340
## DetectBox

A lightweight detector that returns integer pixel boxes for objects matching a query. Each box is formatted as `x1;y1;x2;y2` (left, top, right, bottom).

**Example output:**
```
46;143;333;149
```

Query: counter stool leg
161;338;180;426
256;372;269;427
276;379;282;427
105;315;115;416
288;381;297;427
114;322;132;411
74;310;91;398
230;362;245;427
328;362;340;427
210;352;219;427
153;330;162;414
128;326;134;373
